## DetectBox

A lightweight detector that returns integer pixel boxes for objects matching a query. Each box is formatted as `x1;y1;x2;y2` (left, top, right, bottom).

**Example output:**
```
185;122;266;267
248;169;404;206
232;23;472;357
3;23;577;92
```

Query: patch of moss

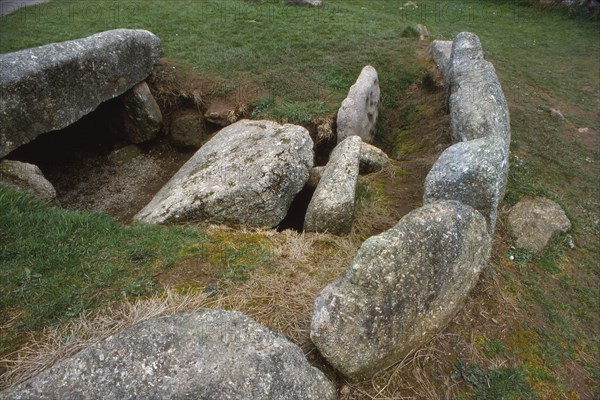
392;129;419;159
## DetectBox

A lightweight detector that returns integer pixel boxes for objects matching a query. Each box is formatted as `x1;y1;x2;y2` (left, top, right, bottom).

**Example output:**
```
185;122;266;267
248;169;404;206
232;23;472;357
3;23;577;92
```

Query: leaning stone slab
120;81;163;144
423;136;508;234
0;29;162;158
304;135;361;235
310;201;490;380
135;119;313;227
337;66;380;144
0;160;56;202
3;310;336;400
508;197;571;253
449;32;510;146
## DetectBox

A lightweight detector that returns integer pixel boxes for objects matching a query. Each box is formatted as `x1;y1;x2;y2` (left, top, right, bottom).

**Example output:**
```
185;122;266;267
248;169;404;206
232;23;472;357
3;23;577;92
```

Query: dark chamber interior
277;186;316;232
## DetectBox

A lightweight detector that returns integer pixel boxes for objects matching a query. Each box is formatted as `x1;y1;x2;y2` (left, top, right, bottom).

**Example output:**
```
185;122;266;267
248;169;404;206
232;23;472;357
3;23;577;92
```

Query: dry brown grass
0;291;215;388
0;227;360;391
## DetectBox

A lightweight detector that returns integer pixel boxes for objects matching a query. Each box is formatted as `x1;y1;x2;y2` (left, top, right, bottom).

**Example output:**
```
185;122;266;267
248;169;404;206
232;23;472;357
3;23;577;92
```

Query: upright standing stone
337;66;380;144
121;81;163;144
423;136;509;234
304;136;361;235
448;32;511;147
430;40;453;84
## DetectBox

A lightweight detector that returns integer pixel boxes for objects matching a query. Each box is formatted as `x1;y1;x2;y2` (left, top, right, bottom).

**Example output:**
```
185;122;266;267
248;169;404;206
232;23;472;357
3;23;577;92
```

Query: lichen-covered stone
304;136;361;235
310;201;490;380
423;136;508;234
120;81;163;144
135;119;313;227
3;310;336;400
359;142;390;174
0;29;162;157
508;197;571;253
448;32;511;146
0;160;56;202
337;66;380;144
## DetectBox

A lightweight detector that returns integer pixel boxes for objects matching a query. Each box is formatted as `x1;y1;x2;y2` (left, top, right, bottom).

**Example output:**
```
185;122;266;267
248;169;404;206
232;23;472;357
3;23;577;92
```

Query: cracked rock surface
304;135;361;235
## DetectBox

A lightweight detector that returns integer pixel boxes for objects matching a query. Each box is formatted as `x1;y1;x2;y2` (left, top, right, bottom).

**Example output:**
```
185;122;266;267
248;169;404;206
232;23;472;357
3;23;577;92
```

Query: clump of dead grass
0;291;215;389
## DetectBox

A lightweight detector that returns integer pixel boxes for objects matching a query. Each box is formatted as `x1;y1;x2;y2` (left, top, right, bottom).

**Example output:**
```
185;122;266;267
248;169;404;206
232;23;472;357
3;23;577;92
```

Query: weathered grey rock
508;197;571;253
311;201;490;380
135;119;313;227
430;40;453;83
169;110;207;148
0;160;56;202
415;24;429;41
121;81;163;144
304;136;361;235
0;29;162;158
306;166;326;190
337;66;380;144
451;32;483;62
359;142;390;174
288;0;323;5
423;136;508;234
3;310;335;400
449;32;510;146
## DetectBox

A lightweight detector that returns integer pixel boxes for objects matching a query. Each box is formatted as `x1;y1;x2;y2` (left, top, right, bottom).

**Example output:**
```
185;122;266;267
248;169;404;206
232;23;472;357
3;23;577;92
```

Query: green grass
0;185;208;352
0;0;598;397
0;184;275;356
453;358;536;400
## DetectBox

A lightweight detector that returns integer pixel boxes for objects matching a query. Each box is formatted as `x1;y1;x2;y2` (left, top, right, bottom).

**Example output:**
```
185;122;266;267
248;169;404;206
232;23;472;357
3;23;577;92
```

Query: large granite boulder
311;201;490;380
0;160;56;202
3;310;336;400
423;136;508;234
0;29;162;157
448;32;511;146
337;66;380;144
120;81;163;144
304;136;361;235
135;120;313;227
508;197;571;253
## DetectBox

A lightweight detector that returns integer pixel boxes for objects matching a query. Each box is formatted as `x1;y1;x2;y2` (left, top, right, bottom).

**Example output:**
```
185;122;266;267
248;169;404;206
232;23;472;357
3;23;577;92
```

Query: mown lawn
1;0;598;398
